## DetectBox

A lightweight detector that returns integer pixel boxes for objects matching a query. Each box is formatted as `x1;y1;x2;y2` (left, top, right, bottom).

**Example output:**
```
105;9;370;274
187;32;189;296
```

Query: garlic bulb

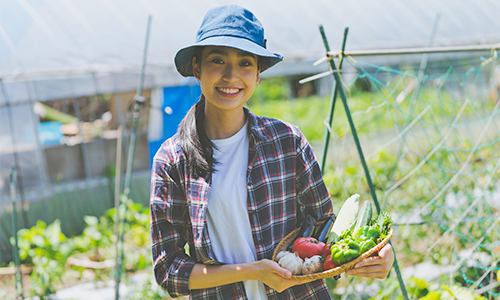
274;251;290;262
278;251;303;275
302;255;323;275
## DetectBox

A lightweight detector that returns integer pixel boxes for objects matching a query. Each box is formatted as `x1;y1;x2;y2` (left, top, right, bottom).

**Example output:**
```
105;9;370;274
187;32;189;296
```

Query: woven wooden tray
271;228;393;280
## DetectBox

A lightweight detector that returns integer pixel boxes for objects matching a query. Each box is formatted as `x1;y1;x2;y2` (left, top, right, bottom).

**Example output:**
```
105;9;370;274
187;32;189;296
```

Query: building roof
1;0;499;103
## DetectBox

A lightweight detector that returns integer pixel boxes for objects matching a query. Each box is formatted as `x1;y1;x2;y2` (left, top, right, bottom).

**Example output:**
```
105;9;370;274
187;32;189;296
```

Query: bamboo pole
319;25;409;300
10;166;24;300
312;43;500;64
320;27;349;173
113;126;123;300
33;102;78;124
72;98;92;179
115;15;152;300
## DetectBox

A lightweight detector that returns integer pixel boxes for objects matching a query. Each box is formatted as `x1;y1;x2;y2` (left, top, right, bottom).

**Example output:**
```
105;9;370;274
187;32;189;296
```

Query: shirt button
257;238;263;244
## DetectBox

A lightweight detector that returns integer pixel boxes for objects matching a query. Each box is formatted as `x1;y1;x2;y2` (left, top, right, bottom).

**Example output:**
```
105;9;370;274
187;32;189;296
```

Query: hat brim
174;36;283;77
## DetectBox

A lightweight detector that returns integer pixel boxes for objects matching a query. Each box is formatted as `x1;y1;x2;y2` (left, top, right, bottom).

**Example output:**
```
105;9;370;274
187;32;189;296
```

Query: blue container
38;121;63;146
148;84;201;167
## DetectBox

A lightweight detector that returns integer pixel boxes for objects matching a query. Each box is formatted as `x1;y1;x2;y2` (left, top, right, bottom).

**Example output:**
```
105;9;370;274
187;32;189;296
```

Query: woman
150;5;394;299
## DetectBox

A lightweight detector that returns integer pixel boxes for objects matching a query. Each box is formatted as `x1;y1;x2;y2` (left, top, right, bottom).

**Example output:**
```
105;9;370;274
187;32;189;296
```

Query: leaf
420;291;442;300
441;285;476;300
84;227;102;241
372;279;400;300
411;277;429;290
36;220;47;230
32;235;46;248
84;215;99;226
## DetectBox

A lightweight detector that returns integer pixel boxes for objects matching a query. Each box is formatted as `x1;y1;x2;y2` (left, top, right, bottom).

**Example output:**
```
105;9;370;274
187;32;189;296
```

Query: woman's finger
263;259;292;278
346;263;391;278
346;268;389;279
277;269;292;278
354;255;382;268
347;263;383;273
354;244;394;268
378;244;394;260
346;244;394;278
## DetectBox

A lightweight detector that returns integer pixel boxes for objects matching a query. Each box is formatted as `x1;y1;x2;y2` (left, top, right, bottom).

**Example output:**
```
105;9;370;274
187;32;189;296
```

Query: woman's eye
212;59;224;64
241;61;252;67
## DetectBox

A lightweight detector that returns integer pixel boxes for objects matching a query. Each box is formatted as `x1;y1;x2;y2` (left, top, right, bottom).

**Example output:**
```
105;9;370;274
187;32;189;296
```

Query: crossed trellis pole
317;25;409;300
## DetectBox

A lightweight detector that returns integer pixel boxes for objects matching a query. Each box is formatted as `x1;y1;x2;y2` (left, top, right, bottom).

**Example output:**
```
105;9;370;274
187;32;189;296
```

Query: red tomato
321;242;334;257
292;237;325;259
323;254;338;271
292;237;316;253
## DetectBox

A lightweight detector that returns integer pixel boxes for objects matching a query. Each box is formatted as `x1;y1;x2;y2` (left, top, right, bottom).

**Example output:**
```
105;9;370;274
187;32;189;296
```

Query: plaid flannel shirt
150;110;334;299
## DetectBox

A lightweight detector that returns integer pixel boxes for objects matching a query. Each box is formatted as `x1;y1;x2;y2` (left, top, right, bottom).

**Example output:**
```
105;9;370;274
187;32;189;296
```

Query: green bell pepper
330;239;360;265
358;238;376;253
353;226;380;243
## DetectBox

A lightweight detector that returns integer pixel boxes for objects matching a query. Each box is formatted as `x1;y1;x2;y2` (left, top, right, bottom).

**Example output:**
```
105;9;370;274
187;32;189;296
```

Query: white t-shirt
206;123;268;299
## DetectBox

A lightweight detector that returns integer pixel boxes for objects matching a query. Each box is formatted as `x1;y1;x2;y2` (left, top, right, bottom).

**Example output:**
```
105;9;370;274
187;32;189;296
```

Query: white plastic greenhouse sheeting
1;0;500;103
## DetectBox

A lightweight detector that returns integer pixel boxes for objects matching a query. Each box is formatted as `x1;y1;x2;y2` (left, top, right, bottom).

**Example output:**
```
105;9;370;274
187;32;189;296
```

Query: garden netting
317;50;500;298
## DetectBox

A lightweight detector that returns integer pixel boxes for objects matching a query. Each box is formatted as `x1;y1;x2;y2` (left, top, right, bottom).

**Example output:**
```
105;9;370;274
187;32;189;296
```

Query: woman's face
193;46;260;113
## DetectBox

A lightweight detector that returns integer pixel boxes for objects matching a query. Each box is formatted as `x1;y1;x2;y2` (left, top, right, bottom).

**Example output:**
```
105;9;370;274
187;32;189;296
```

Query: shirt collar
244;107;269;142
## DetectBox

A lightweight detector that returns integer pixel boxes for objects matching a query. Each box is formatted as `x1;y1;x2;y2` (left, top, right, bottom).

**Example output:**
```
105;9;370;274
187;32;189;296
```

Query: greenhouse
1;0;499;299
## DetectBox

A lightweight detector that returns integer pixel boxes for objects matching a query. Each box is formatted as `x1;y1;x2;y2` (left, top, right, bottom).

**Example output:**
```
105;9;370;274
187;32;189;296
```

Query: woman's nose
222;64;238;81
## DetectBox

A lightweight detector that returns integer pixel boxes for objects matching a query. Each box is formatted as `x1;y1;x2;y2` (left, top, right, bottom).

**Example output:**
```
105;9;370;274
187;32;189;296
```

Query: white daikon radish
326;194;360;243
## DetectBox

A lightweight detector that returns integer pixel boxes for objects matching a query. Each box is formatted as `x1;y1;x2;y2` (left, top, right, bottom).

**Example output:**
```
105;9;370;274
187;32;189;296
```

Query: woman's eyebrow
237;52;256;59
206;49;256;59
206;49;228;56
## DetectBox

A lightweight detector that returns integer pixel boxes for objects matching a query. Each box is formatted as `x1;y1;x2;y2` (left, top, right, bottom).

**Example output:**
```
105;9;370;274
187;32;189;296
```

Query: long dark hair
178;95;217;179
178;47;218;179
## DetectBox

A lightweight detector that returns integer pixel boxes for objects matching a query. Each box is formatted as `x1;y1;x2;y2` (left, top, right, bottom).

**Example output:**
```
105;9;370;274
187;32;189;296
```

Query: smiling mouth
216;87;241;94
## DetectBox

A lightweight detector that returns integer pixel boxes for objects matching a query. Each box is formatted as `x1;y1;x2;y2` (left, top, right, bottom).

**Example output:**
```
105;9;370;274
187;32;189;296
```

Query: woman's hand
189;259;314;291
345;243;394;279
254;259;314;293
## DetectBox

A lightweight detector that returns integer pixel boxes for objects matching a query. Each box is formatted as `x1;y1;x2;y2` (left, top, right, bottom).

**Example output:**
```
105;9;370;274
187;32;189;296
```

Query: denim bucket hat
174;5;283;77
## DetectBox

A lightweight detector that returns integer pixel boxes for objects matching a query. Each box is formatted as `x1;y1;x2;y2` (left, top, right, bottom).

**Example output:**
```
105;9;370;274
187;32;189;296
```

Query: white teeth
218;87;240;94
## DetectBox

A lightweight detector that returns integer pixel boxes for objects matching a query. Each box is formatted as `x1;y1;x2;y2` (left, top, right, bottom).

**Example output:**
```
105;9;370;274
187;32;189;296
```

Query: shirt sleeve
295;129;334;222
150;149;196;297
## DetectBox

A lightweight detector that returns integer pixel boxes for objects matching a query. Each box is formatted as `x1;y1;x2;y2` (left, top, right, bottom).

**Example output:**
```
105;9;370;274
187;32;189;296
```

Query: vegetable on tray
287;215;317;251
353;226;380;253
302;255;323;275
354;199;372;230
277;251;303;275
292;237;325;259
273;194;393;277
312;215;335;243
322;254;338;271
326;194;360;244
330;238;360;265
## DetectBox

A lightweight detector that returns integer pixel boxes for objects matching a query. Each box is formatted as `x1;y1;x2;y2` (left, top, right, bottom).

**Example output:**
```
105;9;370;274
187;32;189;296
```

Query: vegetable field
3;53;499;299
249;52;500;299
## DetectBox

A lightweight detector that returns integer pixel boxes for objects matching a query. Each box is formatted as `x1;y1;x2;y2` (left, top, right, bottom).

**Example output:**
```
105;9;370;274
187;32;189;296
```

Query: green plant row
370;276;488;300
247;76;500;298
10;199;151;298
